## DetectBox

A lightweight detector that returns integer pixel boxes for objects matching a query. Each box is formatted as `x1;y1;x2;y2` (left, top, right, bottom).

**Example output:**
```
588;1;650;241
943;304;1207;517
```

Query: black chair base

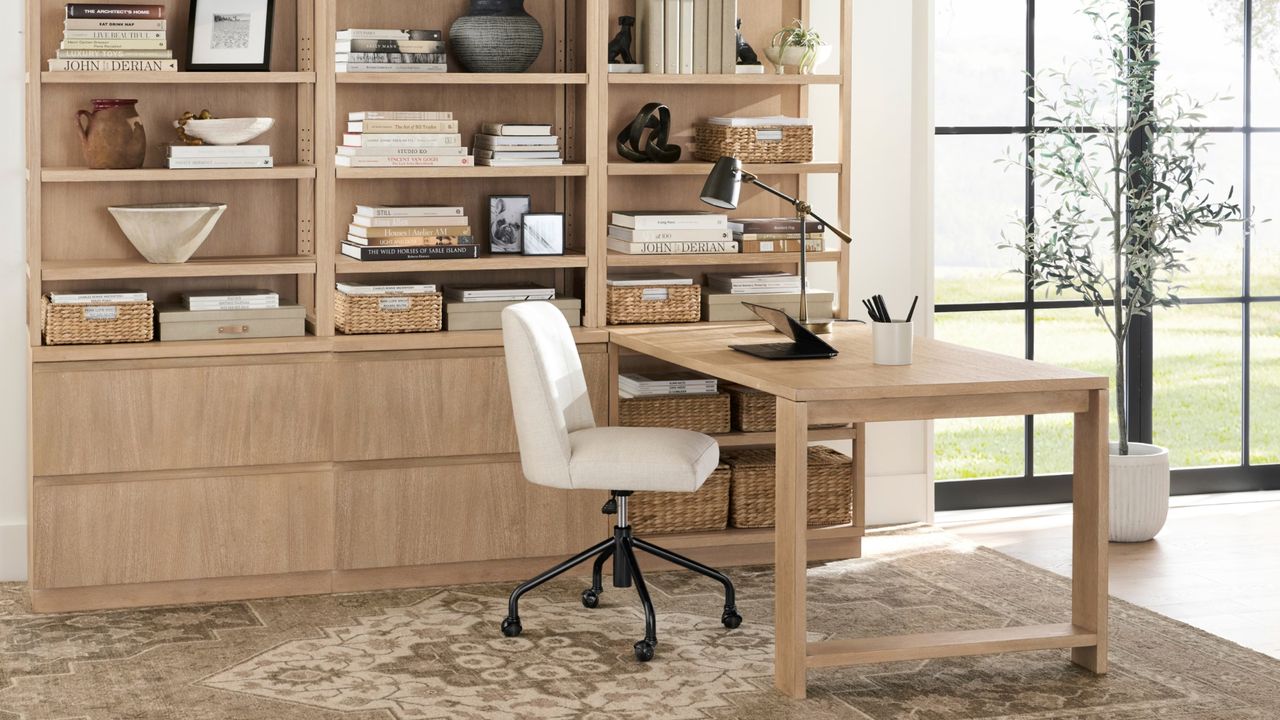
500;496;741;662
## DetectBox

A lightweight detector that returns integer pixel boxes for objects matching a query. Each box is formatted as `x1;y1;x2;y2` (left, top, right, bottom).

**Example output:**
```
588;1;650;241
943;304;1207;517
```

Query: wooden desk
609;322;1109;699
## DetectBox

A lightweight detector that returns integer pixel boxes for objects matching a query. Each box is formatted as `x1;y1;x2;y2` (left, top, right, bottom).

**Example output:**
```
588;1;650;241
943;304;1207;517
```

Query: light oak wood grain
775;396;810;698
807;624;1098;668
31;571;333;613
1072;388;1110;672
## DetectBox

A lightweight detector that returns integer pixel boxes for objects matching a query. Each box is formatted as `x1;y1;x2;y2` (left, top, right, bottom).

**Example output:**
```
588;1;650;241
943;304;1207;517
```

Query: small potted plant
765;20;829;75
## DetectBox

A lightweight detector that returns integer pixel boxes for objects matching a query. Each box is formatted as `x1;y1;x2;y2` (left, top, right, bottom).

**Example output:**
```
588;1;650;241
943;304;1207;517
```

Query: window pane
934;311;1025;479
1035;0;1122;125
1251;134;1280;295
1251;0;1280;126
1153;304;1243;468
1177;133;1244;298
1252;302;1280;464
935;0;1026;127
1158;1;1245;127
1032;307;1121;475
934;134;1027;305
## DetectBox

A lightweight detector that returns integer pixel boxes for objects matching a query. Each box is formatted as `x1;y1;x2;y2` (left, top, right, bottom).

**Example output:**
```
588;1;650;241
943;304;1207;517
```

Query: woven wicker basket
693;123;814;163
724;446;853;528
726;385;776;432
629;464;730;534
335;290;442;334
41;296;154;345
607;285;701;325
619;391;730;434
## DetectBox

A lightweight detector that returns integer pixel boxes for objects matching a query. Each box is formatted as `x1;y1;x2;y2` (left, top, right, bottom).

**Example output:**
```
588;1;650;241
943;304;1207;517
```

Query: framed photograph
521;213;566;256
186;0;275;71
488;195;530;254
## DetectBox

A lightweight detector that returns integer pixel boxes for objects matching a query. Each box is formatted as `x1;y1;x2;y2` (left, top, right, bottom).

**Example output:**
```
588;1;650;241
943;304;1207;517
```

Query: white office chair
499;302;742;662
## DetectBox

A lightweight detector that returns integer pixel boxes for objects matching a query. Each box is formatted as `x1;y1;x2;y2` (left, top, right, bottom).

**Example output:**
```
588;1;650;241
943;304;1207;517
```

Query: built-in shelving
608;72;841;85
608;161;843;176
331;326;610;354
335;72;587;85
334;164;590;180
334;250;588;274
606;250;843;267
42;166;317;183
41;256;317;281
31;334;331;363
41;71;316;84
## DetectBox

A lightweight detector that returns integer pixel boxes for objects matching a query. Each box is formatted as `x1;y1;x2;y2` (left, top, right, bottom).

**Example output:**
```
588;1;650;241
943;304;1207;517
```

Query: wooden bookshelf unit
25;0;858;612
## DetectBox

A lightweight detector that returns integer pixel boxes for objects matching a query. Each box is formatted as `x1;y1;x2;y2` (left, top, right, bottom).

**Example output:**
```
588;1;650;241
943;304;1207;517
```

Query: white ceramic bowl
108;202;228;264
175;117;274;145
764;44;832;74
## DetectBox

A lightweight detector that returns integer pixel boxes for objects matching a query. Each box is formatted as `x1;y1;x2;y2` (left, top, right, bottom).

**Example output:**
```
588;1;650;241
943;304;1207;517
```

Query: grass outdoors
933;270;1279;480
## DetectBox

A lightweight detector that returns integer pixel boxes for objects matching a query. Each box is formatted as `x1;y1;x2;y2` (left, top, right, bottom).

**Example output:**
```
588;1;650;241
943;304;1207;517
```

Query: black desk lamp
700;156;853;334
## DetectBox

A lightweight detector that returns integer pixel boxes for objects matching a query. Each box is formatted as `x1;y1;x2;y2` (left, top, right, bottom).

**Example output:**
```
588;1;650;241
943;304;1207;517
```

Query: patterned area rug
2;527;1278;719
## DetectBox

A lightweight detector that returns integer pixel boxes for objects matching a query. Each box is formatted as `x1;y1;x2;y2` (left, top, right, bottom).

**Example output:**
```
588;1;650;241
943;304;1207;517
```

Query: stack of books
167;144;272;170
619;0;753;75
342;204;479;261
707;272;804;294
160;290;304;341
473;123;562;167
336;281;438;296
619;372;718;398
703;273;833;321
335;29;446;73
607;211;734;255
442;284;581;330
183;290;279;311
47;289;146;304
50;3;174;72
337;112;470;168
444;284;556;303
729;217;826;254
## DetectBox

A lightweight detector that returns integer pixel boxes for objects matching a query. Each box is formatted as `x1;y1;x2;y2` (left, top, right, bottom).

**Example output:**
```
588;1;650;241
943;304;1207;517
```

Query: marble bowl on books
175;117;274;145
108;202;227;264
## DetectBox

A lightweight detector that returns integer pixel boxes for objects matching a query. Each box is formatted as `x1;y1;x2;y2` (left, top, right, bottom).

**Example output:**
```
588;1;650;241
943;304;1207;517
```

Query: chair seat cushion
567;426;719;492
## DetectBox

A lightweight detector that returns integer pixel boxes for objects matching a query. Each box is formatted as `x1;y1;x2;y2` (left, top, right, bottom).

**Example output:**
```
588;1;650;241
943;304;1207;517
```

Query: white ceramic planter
1109;441;1170;542
764;44;832;74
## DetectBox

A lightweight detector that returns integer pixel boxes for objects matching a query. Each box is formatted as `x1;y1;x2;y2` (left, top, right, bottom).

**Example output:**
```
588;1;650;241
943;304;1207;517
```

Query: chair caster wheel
581;589;600;608
501;617;522;637
722;609;742;629
634;639;656;662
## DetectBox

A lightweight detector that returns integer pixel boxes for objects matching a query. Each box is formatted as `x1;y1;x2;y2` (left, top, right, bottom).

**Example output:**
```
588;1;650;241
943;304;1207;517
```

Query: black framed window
933;0;1280;510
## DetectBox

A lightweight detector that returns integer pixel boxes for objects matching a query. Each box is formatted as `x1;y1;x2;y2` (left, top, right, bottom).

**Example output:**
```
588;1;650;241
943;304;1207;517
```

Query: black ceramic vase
450;0;544;73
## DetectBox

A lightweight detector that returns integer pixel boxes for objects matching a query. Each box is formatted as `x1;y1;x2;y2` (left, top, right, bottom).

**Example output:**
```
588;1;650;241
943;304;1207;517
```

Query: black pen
906;295;919;323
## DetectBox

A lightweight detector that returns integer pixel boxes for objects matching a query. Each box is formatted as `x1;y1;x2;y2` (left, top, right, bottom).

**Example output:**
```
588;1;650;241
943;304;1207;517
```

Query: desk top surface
609;322;1107;402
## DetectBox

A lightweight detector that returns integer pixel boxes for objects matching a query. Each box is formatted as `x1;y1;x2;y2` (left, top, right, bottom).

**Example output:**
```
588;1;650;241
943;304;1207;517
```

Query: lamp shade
700;156;743;209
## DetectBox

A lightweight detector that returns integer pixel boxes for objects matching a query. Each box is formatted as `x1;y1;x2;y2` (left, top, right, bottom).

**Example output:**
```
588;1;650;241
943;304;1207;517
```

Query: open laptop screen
743;302;798;340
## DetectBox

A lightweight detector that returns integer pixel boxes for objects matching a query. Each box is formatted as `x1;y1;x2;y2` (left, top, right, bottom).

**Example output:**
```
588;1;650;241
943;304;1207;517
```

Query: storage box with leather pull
446;297;581;331
701;288;835;322
157;305;306;341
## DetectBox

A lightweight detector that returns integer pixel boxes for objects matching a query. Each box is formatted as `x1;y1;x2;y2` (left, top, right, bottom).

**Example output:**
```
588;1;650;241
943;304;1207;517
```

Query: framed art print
521;213;566;256
489;195;530;254
186;0;275;71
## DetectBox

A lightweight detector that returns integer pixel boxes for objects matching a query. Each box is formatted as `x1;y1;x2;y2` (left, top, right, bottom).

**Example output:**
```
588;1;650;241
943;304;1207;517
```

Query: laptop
730;303;839;360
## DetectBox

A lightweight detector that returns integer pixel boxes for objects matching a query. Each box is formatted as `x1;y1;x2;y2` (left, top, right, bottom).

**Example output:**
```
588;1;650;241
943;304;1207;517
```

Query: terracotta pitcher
76;99;146;169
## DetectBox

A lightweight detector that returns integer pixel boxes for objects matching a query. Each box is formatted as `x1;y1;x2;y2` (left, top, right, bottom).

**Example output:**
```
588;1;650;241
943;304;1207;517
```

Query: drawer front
334;347;609;461
337;462;604;569
33;357;333;476
32;471;335;589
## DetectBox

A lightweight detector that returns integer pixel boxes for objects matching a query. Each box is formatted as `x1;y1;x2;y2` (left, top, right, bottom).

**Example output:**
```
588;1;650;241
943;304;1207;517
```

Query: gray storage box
702;289;835;322
445;297;581;331
157;304;307;342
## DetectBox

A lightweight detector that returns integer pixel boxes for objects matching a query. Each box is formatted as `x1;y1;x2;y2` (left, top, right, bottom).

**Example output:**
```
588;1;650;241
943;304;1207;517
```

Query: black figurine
736;18;760;66
608;16;636;65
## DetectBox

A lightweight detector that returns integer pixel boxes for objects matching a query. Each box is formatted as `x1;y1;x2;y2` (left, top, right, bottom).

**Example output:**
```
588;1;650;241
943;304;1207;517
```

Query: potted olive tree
1006;1;1241;541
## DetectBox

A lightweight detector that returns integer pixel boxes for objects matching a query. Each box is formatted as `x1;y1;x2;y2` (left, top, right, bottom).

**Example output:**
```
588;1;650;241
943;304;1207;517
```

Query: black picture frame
488;195;531;254
186;0;275;72
521;213;566;256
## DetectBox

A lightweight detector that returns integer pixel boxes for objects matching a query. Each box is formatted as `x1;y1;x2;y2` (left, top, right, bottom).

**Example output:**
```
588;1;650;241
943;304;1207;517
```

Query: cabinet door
32;471;334;589
334;346;609;461
337;461;603;569
32;356;333;476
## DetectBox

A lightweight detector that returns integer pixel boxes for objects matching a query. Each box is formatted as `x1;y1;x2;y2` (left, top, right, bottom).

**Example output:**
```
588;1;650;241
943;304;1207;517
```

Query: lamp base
800;319;834;335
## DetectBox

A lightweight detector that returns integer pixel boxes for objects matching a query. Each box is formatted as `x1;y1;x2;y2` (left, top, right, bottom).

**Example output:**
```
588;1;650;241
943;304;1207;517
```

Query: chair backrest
501;302;597;488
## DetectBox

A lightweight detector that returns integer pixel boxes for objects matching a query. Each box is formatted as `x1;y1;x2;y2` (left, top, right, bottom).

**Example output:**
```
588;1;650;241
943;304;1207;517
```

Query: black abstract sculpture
608;16;636;64
616;103;681;163
736;18;760;66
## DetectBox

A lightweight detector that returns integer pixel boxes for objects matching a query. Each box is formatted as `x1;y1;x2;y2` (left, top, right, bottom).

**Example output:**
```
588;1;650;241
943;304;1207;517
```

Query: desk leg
775;397;809;698
1071;388;1109;673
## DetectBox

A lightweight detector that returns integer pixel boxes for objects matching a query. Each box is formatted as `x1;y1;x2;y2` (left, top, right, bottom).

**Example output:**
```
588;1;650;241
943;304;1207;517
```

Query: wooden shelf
335;164;589;180
336;72;587;85
335;250;589;274
607;250;843;267
609;72;841;85
332;326;609;353
609;161;843;176
713;425;856;448
41;256;317;281
31;334;332;363
41;166;317;183
41;71;316;84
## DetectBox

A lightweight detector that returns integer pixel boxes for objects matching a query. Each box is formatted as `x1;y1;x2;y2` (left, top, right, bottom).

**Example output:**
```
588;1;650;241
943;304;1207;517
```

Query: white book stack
183;290;280;311
472;123;563;167
706;272;805;294
47;290;148;304
167;144;273;170
337;112;472;168
342;204;479;261
50;4;175;72
619;372;718;398
619;0;749;75
444;284;557;302
606;211;736;255
336;282;438;296
335;29;446;73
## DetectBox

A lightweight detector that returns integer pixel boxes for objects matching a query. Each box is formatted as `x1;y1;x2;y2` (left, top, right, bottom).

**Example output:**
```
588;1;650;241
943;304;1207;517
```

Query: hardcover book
167;157;273;169
352;214;470;228
611;211;728;230
728;217;826;233
336;282;438;295
348;224;471;239
56;49;172;59
472;135;560;147
343;133;461;147
475;157;562;166
60;38;167;49
335;53;447;64
336;29;443;40
49;58;176;71
335;63;447;73
664;0;680;73
345;234;471;247
479;123;552;136
606;238;739;254
693;0;708;73
720;0;736;73
64;18;166;29
349;111;453;121
167;144;270;158
335;39;447;53
48;291;147;304
66;4;164;19
337;146;468;157
707;0;722;73
608;225;731;242
679;0;694;74
348;119;459;133
63;30;164;39
341;243;480;261
644;0;665;75
354;204;464;217
334;155;473;167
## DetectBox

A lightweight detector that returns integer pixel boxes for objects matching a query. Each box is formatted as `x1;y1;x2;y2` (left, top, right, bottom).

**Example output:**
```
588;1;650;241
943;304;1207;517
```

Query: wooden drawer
334;346;609;461
32;356;333;476
336;461;604;569
32;471;334;589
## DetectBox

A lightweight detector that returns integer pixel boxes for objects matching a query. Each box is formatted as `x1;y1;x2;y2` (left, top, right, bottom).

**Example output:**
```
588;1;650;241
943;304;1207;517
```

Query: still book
48;58;176;71
472;135;560;148
728;217;826;233
348;119;458;133
355;204;464;217
64;18;165;29
336;282;438;295
56;48;172;58
335;39;446;53
611;211;728;230
341;243;480;261
353;214;470;227
349;111;453;121
336;29;442;40
346;234;470;247
61;38;167;49
62;29;164;39
607;238;739;255
337;145;467;157
168;157;273;169
348;224;471;239
475;157;562;166
343;132;461;147
738;238;824;253
335;63;447;73
607;225;731;242
48;291;147;304
167;144;270;158
335;53;447;64
474;149;561;160
478;123;552;136
66;4;163;19
335;155;472;167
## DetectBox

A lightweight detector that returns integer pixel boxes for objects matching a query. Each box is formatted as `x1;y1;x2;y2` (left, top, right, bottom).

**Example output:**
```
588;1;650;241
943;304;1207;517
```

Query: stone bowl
108;202;227;264
175;117;274;145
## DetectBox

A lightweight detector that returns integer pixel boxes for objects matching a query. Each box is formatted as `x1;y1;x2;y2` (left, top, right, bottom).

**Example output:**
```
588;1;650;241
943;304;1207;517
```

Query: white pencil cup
872;321;913;365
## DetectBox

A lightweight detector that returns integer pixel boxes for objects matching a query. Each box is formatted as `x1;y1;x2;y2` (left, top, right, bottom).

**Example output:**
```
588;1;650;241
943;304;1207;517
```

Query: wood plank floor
939;490;1280;660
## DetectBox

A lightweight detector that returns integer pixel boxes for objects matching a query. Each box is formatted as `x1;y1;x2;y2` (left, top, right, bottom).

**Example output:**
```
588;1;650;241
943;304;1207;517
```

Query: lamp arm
742;174;853;245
